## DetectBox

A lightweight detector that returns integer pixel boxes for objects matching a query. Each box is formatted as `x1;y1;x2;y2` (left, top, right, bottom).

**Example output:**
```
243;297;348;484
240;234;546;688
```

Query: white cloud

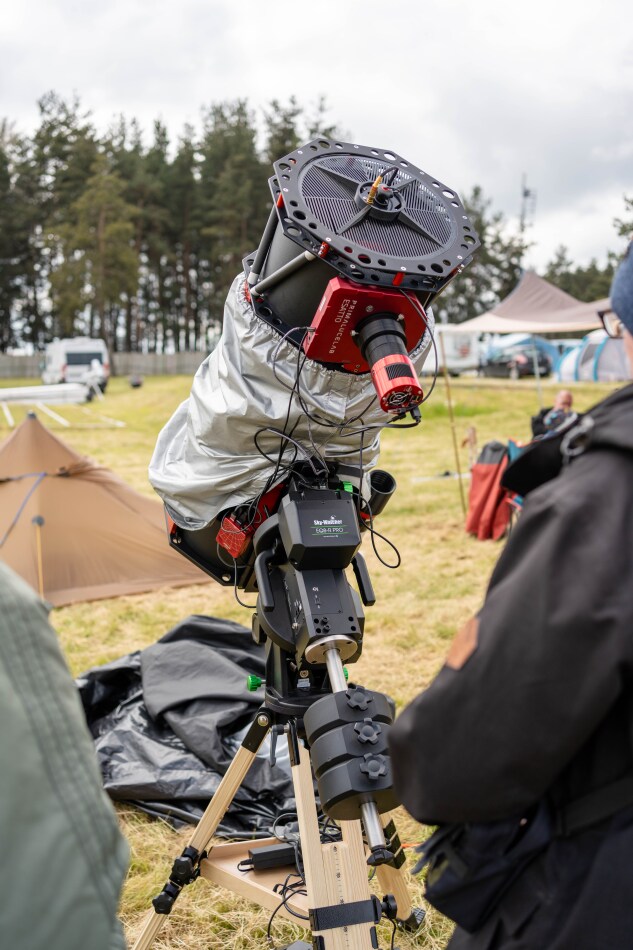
1;0;631;268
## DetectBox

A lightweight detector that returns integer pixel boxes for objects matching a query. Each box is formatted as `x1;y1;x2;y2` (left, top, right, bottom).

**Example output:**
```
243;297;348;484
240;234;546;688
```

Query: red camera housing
303;277;427;412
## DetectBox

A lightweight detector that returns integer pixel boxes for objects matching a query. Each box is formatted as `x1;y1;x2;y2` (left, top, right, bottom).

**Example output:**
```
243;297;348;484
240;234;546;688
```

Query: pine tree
199;101;269;325
140;121;171;352
103;116;170;350
49;154;138;352
262;97;302;164
434;185;529;324
164;128;203;351
19;93;101;345
0;140;20;350
614;196;633;241
543;244;615;302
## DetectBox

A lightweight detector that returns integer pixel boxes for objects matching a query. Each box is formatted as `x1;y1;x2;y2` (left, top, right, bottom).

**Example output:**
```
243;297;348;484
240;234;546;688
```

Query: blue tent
556;329;629;382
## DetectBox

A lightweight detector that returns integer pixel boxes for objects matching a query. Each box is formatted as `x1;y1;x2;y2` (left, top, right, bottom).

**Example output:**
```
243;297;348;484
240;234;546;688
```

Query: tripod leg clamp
170;845;205;886
151;846;206;914
382;819;406;870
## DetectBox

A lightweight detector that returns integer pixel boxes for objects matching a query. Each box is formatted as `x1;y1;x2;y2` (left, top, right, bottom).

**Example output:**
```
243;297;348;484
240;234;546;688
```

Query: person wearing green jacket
0;561;129;950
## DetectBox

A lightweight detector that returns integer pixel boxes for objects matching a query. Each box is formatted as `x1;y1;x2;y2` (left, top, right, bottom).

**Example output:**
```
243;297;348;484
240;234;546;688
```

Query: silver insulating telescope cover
149;276;435;529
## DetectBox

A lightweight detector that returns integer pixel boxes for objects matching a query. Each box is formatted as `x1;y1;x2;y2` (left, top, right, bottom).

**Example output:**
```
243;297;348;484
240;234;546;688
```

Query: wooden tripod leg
373;814;423;930
131;710;273;950
293;743;377;950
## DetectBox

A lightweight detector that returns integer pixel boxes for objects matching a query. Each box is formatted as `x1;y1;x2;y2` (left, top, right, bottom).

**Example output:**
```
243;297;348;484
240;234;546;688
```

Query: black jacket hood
503;382;633;497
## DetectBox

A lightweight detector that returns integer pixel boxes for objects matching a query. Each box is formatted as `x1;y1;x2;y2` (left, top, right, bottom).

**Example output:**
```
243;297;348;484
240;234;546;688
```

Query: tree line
0;93;630;353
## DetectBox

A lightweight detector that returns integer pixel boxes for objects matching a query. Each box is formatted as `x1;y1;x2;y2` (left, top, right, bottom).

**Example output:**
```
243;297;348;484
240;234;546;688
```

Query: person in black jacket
389;242;633;950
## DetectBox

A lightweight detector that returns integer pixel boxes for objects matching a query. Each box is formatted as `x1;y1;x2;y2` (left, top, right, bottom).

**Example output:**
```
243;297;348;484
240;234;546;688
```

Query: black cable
253;427;326;478
266;875;309;945
401;289;439;407
214;542;258;609
382;166;399;187
363;500;402;570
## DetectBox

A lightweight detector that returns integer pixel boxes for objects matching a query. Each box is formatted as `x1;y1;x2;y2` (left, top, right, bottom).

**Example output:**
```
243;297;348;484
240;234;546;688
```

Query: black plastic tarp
77;615;293;831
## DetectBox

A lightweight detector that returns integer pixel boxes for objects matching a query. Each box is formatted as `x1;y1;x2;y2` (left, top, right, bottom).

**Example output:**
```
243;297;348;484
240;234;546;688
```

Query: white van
42;338;111;391
430;325;481;376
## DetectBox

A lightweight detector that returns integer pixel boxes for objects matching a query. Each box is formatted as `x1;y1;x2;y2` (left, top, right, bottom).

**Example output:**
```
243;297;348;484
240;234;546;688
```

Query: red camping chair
466;441;512;541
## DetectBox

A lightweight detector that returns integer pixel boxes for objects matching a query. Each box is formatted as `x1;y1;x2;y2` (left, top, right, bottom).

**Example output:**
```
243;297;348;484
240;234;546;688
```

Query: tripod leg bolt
152;881;180;915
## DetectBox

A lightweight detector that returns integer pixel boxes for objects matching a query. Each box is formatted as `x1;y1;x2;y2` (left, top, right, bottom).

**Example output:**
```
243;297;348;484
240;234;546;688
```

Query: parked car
480;345;552;379
42;338;110;391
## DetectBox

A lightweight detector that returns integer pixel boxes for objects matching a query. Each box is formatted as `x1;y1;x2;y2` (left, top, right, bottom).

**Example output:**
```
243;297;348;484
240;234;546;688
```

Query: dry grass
4;372;617;949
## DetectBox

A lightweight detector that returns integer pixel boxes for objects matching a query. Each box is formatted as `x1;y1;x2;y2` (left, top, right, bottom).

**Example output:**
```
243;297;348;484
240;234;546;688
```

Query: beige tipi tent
0;413;209;606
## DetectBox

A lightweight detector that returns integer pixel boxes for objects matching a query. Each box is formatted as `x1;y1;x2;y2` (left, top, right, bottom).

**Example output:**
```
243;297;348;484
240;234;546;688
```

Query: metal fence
0;351;208;380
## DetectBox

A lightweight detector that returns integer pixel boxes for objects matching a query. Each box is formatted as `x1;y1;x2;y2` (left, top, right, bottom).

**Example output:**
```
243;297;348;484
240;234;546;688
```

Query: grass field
2;373;618;949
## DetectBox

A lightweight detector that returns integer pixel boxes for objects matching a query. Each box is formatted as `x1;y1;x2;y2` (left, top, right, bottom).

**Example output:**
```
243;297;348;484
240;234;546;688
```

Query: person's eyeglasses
600;310;625;339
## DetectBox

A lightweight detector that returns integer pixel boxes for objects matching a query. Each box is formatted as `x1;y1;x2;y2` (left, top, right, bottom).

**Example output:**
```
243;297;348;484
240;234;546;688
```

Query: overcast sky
2;0;632;271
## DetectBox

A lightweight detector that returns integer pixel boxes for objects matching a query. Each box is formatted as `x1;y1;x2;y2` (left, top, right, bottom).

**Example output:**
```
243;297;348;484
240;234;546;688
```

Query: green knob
343;667;349;681
342;481;354;494
246;674;262;692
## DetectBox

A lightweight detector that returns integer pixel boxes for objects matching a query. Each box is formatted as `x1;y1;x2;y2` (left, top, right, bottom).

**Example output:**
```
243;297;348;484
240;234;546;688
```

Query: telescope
246;136;478;411
149;135;480;538
139;137;480;950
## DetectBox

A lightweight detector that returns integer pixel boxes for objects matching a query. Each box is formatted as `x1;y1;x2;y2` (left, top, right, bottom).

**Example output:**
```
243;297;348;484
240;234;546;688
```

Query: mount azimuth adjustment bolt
354;718;381;744
247;675;262;692
360;753;387;780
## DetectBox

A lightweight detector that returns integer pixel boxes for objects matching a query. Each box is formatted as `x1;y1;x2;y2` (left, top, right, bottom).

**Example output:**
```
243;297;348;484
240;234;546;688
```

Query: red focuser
303;277;426;372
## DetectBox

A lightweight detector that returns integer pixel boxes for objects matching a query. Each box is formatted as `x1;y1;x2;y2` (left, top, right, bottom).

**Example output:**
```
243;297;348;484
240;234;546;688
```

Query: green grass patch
6;371;617;949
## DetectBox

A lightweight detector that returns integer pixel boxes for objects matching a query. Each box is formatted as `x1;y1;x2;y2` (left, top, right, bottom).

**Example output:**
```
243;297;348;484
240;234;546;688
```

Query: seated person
531;388;573;437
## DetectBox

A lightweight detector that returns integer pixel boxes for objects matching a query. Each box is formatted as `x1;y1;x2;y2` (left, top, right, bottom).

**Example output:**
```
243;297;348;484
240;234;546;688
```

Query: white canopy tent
441;271;609;335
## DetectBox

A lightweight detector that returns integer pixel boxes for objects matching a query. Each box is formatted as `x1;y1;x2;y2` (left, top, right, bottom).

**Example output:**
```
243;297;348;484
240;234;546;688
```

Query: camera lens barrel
354;313;423;413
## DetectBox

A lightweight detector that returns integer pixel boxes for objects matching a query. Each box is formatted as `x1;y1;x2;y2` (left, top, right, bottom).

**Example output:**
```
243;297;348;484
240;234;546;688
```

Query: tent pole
32;515;45;599
438;333;467;519
531;336;544;409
